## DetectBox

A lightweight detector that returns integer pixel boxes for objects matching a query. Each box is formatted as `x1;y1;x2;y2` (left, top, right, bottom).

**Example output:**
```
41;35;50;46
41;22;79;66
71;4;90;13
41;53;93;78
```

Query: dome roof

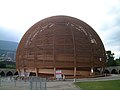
16;16;106;69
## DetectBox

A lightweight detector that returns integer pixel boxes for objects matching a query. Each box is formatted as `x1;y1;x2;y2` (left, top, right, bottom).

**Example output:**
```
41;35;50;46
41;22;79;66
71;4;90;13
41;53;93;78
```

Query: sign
56;70;62;79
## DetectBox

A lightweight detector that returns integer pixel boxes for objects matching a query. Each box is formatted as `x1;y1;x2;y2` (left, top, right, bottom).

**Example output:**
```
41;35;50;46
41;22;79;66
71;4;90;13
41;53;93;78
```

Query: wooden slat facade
16;16;106;78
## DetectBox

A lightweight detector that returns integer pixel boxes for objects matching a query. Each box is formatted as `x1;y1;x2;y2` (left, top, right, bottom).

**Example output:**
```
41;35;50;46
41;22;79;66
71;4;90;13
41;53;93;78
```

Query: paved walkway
1;74;119;90
47;74;120;90
47;81;80;90
76;74;120;82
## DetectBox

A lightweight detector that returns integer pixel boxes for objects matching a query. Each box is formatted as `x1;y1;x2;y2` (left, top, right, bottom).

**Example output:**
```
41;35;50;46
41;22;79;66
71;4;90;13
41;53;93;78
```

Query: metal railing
30;76;47;90
0;76;47;90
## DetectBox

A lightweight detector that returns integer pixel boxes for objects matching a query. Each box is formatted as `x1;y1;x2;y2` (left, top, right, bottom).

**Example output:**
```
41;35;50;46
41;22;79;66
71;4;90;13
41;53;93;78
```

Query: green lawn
75;80;120;90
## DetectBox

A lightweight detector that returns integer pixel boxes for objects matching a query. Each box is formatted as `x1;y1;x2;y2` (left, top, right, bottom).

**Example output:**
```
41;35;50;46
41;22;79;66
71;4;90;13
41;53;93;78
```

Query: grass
75;80;120;90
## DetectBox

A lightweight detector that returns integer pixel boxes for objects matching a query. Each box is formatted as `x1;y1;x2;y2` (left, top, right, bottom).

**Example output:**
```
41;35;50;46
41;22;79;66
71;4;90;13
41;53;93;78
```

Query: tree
116;57;120;66
106;50;117;66
0;61;6;68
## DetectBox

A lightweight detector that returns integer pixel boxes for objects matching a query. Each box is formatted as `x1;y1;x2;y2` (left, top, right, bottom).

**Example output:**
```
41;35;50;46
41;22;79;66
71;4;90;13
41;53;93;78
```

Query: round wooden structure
16;16;106;78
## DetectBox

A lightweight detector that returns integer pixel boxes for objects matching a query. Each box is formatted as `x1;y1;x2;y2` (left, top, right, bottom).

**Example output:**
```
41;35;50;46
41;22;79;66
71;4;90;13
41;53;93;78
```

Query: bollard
14;78;16;87
45;78;47;90
74;78;76;82
39;80;41;90
0;76;1;87
30;81;32;90
36;81;37;90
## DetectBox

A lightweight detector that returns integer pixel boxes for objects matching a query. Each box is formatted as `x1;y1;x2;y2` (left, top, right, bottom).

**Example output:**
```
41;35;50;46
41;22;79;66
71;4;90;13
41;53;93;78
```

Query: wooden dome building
16;16;106;78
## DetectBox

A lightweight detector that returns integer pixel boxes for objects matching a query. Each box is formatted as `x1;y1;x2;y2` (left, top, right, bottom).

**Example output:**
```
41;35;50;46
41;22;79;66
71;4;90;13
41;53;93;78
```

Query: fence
0;76;47;90
30;76;46;90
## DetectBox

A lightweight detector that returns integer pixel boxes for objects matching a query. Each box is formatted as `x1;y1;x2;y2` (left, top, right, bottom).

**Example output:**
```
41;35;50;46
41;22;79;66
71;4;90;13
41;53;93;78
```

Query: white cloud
0;0;120;58
0;0;109;31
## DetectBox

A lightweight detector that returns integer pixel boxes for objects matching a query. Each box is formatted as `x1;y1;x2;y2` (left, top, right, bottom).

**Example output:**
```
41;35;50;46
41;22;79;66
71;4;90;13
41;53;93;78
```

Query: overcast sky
0;0;120;58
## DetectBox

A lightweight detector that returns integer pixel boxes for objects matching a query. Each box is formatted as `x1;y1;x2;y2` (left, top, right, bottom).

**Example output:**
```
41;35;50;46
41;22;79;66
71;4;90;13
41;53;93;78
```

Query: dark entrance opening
111;69;118;74
29;72;36;76
104;69;110;74
6;71;13;76
14;71;18;75
0;71;5;77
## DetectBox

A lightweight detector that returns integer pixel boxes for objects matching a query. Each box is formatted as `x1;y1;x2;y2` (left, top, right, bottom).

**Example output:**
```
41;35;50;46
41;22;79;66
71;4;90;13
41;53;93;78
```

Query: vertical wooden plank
35;68;38;77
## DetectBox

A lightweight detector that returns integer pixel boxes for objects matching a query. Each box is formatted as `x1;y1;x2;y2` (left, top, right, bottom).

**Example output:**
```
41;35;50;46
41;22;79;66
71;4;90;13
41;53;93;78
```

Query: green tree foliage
106;50;120;66
106;50;117;66
0;61;6;68
0;61;15;69
116;57;120;66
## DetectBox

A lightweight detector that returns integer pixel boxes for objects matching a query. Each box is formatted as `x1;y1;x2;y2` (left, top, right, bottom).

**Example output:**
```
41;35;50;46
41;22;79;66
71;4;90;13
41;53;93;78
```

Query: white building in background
6;51;16;62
